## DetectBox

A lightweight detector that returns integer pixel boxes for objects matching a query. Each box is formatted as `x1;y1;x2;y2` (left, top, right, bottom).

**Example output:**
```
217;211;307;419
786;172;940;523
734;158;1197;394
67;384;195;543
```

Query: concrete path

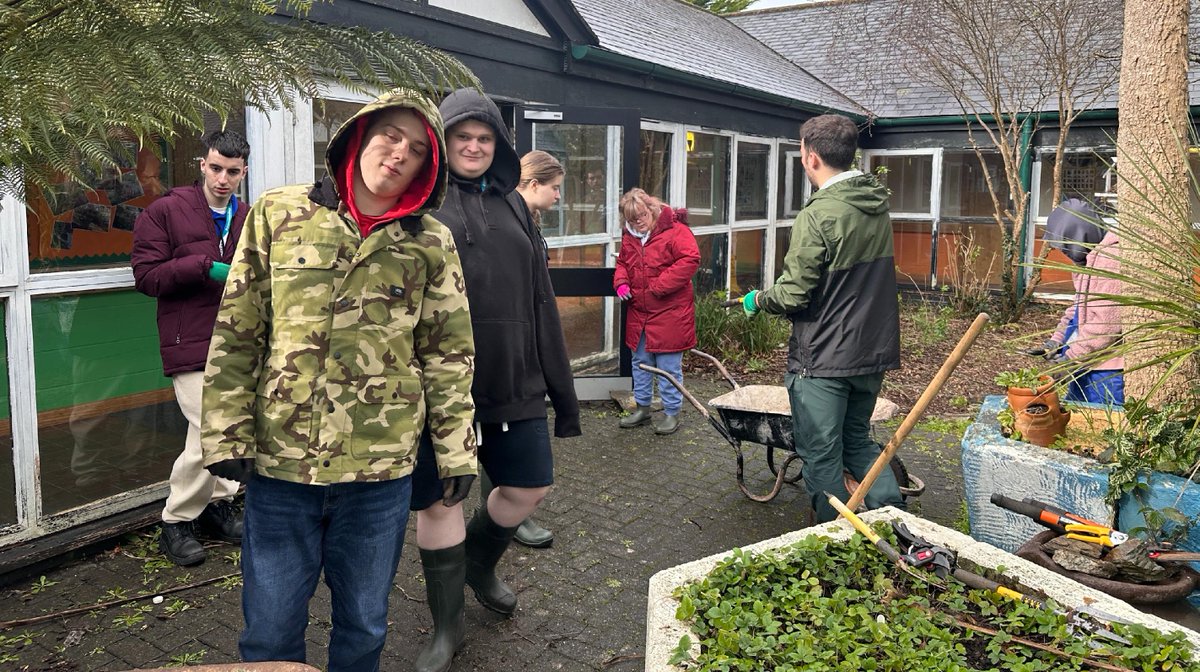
0;380;990;671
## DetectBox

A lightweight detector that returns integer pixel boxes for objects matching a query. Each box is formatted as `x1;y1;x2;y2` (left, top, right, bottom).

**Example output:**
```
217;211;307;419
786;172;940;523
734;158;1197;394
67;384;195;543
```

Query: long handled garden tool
845;312;991;511
826;493;1132;648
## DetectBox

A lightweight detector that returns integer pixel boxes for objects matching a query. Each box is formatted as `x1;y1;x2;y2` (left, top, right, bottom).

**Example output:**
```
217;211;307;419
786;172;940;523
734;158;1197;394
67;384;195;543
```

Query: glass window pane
33;292;183;515
640;130;672;202
534;123;618;239
693;232;729;296
870;154;933;214
730;229;766;294
686;133;730;227
892;219;933;286
1037;153;1110;218
548;245;615;374
313;98;366;183
1031;228;1077;293
27;116;246;273
936;221;1005;290
941;151;1009;218
735;142;770;221
0;300;15;528
773;227;791;282
776;142;803;220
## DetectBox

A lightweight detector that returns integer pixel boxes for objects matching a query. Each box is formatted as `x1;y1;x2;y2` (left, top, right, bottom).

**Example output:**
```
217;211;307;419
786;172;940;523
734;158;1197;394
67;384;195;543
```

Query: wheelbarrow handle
687;349;739;390
637;363;711;419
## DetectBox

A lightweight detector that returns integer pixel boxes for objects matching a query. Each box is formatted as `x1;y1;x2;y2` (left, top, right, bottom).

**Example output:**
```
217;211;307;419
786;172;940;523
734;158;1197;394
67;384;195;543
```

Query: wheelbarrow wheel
843;455;925;507
766;446;804;484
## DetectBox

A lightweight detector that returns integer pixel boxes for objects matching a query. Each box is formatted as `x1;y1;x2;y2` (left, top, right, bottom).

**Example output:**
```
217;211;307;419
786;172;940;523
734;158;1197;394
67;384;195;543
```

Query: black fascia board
523;0;599;45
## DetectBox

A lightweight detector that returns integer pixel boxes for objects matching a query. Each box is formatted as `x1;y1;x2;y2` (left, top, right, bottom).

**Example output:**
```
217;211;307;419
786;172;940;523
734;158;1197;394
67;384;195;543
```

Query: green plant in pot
995;367;1059;415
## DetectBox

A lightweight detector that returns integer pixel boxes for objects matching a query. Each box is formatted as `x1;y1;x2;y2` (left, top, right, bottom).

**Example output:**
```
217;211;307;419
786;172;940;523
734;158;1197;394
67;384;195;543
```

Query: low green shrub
672;525;1199;671
693;292;789;362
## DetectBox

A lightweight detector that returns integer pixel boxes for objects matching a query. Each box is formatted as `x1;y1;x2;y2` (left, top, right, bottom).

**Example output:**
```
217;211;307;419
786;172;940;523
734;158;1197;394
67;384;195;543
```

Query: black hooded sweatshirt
435;89;581;438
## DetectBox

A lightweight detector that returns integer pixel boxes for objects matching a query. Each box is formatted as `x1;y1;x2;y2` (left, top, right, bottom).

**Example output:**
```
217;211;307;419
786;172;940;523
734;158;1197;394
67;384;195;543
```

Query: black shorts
410;417;555;511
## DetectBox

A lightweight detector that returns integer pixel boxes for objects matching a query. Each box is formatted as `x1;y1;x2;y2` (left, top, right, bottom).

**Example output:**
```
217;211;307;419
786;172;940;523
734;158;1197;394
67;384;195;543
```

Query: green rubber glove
209;261;230;283
742;290;760;317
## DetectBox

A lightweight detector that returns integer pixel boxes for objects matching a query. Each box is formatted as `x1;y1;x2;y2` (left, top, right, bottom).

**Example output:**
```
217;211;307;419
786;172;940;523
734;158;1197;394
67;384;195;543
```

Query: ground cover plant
671;524;1199;671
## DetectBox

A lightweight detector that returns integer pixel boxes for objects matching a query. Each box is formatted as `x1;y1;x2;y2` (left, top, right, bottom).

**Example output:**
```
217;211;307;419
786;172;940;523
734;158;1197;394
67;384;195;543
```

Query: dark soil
688;299;1065;417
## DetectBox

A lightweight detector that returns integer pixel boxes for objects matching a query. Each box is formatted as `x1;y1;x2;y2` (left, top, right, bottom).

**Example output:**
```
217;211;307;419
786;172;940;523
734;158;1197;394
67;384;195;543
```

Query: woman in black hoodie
407;88;581;672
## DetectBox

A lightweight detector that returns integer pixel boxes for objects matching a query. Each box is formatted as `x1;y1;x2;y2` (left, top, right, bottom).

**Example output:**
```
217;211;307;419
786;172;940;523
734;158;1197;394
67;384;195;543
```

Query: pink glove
616;284;632;301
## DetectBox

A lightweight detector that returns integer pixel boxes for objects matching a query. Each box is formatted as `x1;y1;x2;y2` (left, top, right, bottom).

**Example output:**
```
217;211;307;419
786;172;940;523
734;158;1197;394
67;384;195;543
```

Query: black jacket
435;89;581;437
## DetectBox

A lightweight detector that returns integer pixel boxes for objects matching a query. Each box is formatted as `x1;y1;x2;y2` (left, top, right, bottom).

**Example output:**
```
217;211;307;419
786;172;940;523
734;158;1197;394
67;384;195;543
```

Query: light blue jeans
631;331;684;415
239;474;412;672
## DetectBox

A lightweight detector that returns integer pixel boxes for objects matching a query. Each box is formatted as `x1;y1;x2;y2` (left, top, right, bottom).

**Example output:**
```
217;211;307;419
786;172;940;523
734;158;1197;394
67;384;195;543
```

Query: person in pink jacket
613;188;700;434
1041;198;1124;405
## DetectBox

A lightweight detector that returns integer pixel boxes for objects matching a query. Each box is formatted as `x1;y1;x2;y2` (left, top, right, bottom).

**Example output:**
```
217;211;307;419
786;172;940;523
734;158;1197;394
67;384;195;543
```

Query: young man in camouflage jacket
200;89;478;672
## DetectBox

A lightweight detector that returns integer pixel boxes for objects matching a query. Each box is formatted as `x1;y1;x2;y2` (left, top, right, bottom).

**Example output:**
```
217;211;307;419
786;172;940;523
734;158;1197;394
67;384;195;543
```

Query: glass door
516;106;640;400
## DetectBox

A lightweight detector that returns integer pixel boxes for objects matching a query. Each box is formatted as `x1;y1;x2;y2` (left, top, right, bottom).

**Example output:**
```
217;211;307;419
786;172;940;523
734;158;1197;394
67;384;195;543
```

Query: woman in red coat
613;188;700;434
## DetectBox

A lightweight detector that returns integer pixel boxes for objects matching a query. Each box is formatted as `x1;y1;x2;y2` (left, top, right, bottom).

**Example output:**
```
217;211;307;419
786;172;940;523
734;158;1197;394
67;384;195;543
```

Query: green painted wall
33;291;170;412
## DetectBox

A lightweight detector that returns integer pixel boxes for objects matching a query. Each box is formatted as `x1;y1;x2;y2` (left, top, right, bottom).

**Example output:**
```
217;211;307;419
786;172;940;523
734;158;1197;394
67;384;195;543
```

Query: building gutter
870;109;1121;127
568;44;867;121
1015;115;1034;295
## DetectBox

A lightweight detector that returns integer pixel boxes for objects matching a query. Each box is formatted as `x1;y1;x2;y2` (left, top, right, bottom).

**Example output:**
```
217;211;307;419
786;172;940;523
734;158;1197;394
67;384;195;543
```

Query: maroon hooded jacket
131;183;248;376
613;205;701;353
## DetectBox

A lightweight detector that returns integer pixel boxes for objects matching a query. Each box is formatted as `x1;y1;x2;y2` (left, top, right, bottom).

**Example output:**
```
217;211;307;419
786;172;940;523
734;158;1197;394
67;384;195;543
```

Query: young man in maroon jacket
131;130;250;566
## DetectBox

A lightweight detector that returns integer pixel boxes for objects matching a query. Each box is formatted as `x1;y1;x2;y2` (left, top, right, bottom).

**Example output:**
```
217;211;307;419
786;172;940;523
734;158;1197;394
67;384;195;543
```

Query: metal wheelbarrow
639;349;925;503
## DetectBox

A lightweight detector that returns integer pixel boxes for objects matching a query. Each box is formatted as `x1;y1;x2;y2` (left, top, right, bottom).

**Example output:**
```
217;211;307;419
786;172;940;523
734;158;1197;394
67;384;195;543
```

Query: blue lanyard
215;194;237;254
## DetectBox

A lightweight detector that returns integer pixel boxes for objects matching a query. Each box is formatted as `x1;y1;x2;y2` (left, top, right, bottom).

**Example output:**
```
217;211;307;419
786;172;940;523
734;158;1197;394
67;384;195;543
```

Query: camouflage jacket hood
200;88;478;486
310;88;450;226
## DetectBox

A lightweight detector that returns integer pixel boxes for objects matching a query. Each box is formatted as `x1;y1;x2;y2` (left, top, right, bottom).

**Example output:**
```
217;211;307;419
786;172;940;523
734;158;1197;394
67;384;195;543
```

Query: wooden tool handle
846;312;990;510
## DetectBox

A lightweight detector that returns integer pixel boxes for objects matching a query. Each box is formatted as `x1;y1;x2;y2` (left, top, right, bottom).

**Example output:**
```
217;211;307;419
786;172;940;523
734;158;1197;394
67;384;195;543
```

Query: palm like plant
0;0;479;200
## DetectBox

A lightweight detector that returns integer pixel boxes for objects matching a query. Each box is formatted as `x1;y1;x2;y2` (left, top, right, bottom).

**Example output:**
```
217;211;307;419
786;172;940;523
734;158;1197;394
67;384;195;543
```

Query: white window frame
862;148;943;285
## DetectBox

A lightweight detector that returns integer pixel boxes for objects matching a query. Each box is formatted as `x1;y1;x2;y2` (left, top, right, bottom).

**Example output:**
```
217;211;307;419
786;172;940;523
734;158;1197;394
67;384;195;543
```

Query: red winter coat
130;183;248;376
613;205;700;353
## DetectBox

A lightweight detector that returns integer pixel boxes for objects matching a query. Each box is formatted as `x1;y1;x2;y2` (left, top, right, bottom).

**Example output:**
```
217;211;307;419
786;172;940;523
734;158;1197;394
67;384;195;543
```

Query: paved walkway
0;380;982;671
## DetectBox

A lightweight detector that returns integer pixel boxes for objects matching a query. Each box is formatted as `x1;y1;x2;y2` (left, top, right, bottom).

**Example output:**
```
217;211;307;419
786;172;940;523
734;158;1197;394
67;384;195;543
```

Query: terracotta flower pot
1014;402;1071;447
1006;376;1059;415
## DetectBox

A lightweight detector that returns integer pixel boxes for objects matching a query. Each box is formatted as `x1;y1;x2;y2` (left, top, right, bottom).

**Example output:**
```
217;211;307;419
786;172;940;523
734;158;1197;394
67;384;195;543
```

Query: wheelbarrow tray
708;385;794;450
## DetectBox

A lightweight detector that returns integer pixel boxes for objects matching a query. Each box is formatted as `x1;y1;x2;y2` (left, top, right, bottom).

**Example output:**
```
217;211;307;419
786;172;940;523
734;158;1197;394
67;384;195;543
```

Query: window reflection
693;233;729;296
548;245;615;374
777;142;804;220
686;133;730;227
640;130;672;202
773;227;791;282
730;229;766;295
871;154;933;214
534;124;616;238
313;98;364;183
735;142;769;221
33;292;183;515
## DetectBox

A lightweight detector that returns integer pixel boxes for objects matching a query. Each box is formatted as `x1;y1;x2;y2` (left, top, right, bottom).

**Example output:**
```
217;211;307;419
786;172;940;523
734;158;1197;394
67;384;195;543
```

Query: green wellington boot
654;413;680;435
619;404;652;428
415;544;467;672
480;468;553;549
464;506;519;615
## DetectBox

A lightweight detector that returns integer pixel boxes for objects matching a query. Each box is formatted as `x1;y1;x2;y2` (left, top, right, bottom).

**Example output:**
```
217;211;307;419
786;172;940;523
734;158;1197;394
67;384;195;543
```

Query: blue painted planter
964;396;1200;605
962;396;1114;553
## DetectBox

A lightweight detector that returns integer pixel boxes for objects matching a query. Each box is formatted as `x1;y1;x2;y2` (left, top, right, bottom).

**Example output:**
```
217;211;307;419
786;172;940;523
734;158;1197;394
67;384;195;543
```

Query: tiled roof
569;0;865;114
732;0;1200;120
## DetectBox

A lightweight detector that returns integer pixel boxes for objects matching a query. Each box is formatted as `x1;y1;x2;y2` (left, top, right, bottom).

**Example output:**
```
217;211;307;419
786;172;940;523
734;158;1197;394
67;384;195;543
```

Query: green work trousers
785;372;904;523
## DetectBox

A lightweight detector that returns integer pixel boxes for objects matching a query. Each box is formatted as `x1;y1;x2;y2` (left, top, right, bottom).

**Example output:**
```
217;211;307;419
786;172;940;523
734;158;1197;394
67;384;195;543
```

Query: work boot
160;522;206;566
196;499;243;543
415;544;466;672
619;404;652;428
464;506;519;615
654;413;680;435
514;518;554;548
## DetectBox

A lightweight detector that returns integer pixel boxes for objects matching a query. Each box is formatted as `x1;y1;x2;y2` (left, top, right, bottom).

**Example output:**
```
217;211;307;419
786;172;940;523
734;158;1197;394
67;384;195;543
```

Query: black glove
206;458;255;485
441;474;476;506
1022;339;1062;358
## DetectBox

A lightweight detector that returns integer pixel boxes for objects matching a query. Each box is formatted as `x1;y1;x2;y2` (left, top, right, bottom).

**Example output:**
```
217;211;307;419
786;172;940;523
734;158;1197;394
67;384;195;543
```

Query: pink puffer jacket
1051;230;1123;371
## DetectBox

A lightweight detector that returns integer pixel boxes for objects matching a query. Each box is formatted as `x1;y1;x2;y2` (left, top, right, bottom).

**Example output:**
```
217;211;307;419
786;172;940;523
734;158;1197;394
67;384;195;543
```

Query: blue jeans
240;474;412;672
631;332;684;415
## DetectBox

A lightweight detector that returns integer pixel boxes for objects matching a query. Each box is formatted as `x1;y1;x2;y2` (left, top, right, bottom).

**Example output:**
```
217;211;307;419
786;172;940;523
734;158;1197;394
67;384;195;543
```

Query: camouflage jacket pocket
356;252;425;332
271;240;340;322
350;374;424;462
254;371;317;460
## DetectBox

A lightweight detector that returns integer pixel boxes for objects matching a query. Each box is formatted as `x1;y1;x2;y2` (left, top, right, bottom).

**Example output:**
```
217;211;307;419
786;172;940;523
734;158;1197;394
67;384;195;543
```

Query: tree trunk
1115;0;1191;402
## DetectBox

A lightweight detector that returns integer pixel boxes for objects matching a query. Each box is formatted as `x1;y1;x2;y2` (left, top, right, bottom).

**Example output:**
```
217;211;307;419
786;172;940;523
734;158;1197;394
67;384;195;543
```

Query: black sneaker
160;522;206;566
196;500;243;544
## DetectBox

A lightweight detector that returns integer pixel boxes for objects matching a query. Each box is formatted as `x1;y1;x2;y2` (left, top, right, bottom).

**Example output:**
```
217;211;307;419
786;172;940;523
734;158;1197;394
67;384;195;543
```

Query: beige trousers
162;371;240;523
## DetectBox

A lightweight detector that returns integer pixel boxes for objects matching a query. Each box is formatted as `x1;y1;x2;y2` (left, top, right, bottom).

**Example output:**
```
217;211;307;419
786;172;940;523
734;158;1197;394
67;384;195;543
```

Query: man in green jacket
740;114;904;524
200;89;478;671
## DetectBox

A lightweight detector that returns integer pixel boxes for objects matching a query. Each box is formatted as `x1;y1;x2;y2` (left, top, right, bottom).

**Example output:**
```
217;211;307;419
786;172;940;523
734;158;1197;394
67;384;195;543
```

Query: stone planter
961;395;1113;553
644;507;1200;672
